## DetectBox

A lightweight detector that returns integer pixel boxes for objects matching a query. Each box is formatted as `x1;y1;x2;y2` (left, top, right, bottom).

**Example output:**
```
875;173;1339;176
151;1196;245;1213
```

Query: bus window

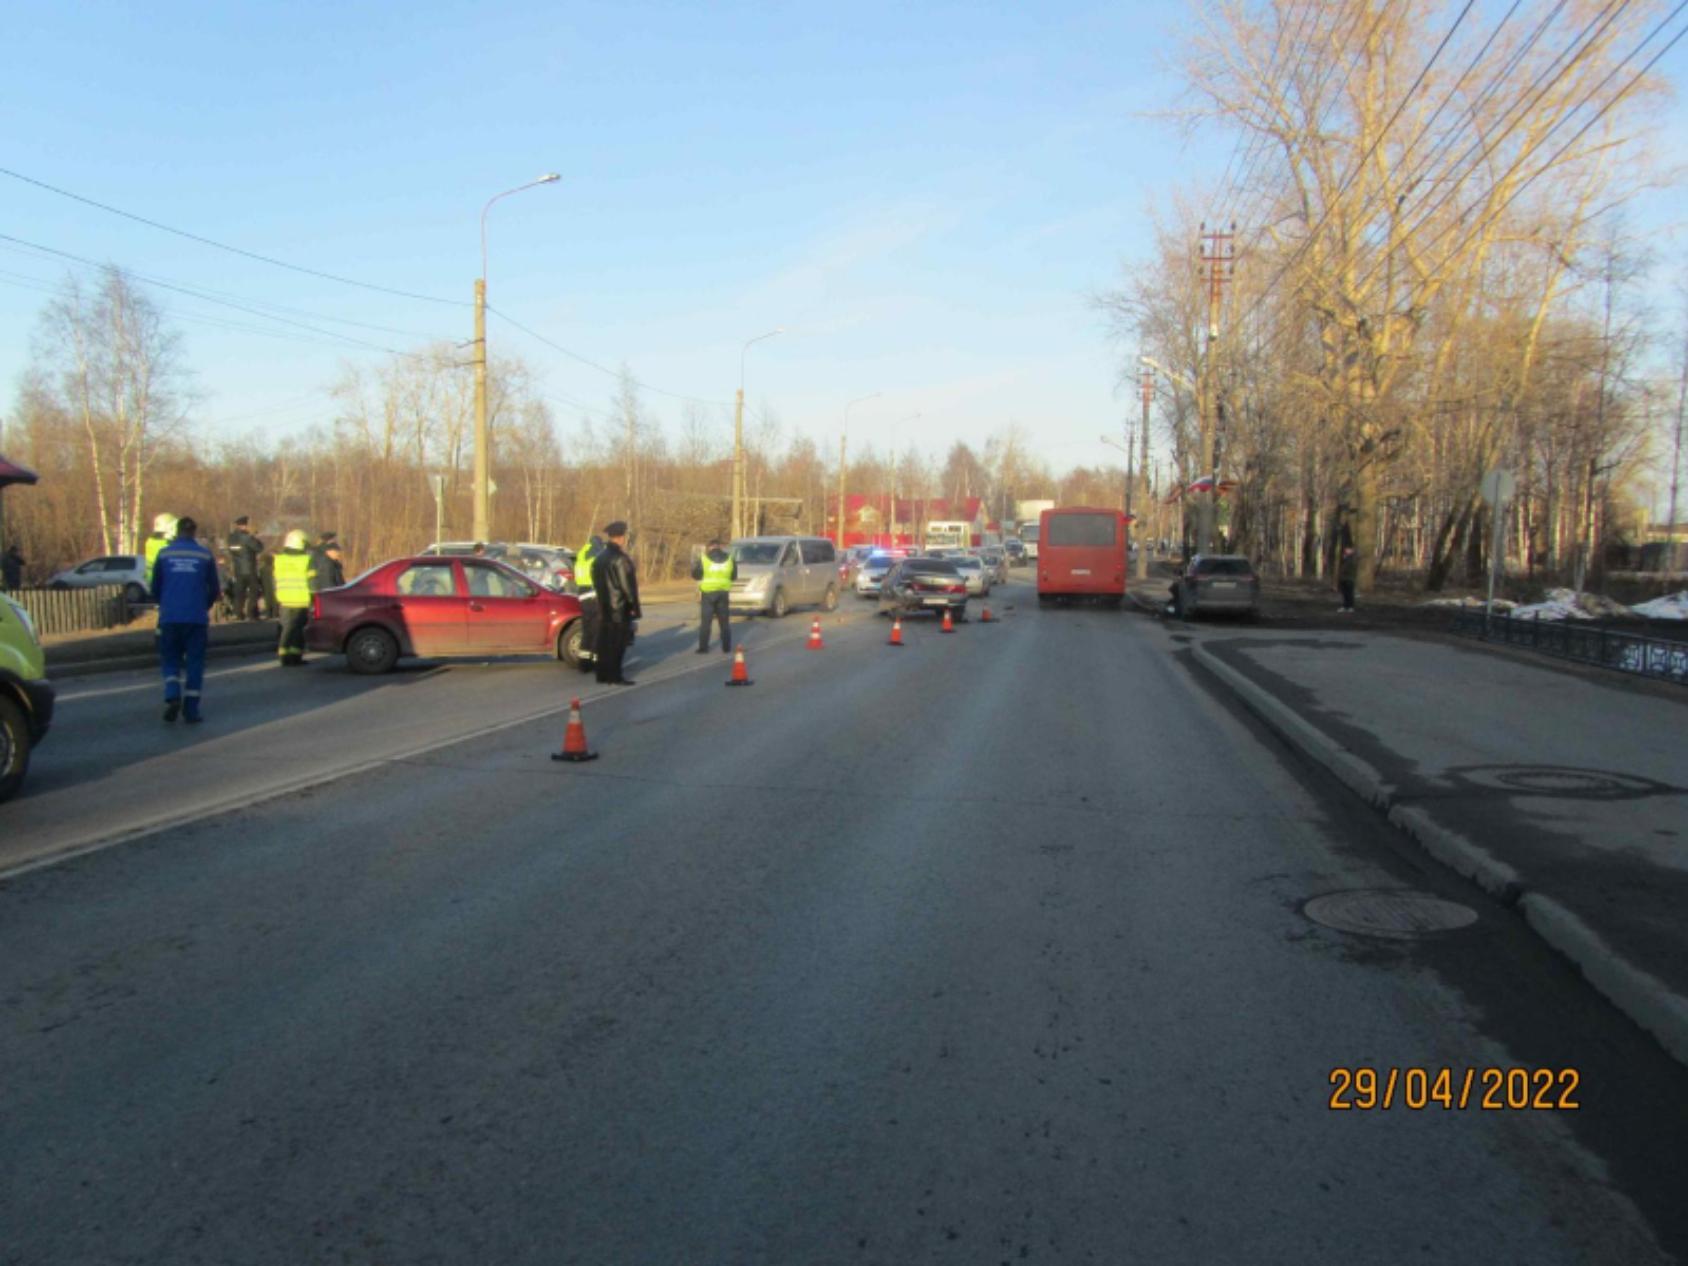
1046;514;1119;547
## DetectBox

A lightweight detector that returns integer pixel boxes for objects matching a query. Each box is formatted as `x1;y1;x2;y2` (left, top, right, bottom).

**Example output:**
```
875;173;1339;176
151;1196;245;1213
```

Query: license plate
1211;581;1235;589
924;597;950;606
1071;568;1091;576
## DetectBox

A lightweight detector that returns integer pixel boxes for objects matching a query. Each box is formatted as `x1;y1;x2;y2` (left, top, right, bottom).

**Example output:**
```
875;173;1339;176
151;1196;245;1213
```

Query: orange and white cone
725;646;754;687
941;608;955;634
551;697;599;762
980;606;994;623
807;618;825;650
888;616;905;647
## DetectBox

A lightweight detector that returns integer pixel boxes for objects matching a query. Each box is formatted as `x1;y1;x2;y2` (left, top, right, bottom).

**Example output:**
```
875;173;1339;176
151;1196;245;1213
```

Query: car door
71;558;111;588
462;561;547;653
393;560;468;656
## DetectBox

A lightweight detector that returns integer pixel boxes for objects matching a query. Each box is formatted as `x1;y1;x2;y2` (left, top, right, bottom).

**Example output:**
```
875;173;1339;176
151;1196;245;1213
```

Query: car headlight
743;574;769;593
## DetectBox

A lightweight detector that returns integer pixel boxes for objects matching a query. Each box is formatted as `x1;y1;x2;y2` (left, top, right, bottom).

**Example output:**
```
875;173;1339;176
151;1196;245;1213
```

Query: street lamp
837;392;882;549
473;173;560;543
734;328;784;540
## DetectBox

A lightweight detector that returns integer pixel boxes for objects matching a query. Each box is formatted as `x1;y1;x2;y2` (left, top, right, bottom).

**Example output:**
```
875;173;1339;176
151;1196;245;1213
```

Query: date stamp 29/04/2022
1329;1067;1581;1111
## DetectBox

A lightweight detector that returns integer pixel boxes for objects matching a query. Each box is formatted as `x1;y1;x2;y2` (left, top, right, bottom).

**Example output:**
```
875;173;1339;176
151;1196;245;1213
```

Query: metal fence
8;585;133;636
1451;610;1688;685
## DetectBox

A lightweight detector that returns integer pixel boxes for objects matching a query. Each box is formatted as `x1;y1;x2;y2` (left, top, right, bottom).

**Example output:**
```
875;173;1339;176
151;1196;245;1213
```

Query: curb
48;639;275;680
1190;639;1688;1072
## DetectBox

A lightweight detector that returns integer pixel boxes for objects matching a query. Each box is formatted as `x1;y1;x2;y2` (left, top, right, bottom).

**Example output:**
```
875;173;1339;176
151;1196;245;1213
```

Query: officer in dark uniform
590;521;641;685
226;515;264;620
315;531;347;588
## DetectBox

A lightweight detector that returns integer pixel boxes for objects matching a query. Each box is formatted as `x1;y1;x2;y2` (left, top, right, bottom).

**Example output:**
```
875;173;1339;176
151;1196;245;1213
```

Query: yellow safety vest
699;552;733;593
273;549;315;608
144;534;169;573
576;538;598;590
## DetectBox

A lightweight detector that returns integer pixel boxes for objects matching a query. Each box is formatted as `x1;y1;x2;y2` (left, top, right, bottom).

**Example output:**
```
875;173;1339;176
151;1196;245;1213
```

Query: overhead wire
0;164;466;307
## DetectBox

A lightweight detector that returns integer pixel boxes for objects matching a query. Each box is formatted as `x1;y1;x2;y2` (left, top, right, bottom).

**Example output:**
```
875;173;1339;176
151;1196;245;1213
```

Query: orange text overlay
1328;1067;1581;1112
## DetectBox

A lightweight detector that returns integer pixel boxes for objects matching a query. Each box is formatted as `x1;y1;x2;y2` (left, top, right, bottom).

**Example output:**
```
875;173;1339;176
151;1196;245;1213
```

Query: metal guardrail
1451;610;1688;685
8;585;132;636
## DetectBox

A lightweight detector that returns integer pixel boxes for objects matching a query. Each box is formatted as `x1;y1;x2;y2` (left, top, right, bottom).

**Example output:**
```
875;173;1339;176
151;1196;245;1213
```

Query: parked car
46;554;151;605
1004;538;1026;565
953;554;991;596
729;535;839;617
0;592;54;802
878;557;969;619
307;555;589;674
978;546;1009;584
853;549;907;598
1171;554;1261;621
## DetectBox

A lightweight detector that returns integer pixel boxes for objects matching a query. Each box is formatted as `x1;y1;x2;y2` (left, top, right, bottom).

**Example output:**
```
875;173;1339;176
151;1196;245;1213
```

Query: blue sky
2;1;1684;476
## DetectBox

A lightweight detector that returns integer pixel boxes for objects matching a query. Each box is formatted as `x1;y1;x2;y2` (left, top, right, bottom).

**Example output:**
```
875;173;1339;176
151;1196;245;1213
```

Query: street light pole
734;329;783;541
474;173;560;544
837;392;882;549
1141;355;1198;559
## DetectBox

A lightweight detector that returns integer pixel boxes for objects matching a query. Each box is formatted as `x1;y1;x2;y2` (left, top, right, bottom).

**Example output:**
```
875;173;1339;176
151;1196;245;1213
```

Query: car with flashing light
877;557;969;619
306;555;589;674
853;549;908;597
0;593;54;802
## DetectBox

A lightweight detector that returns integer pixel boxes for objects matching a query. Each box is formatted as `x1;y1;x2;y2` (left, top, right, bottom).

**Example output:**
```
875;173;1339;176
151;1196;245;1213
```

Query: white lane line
0;618;854;882
55;660;278;703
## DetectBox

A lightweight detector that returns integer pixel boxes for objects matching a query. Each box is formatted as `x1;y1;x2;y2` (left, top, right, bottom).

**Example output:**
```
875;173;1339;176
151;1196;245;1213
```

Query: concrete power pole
473;278;490;543
1138;364;1153;578
1197;222;1235;555
836;432;847;550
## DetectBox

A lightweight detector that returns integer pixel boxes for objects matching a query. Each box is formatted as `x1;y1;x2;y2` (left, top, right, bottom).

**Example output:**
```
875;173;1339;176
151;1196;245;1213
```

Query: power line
486;303;735;409
0;164;466;307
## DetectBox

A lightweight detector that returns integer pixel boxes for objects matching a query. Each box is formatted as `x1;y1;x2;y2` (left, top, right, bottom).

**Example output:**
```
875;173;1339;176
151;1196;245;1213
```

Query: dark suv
1172;555;1261;621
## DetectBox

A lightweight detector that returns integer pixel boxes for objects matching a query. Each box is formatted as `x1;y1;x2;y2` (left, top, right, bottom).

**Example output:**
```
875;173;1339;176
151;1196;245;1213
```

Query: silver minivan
729;536;840;617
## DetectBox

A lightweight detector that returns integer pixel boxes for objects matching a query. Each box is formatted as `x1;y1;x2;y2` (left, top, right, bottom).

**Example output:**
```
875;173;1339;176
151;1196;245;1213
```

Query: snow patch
1631;590;1688;620
1421;596;1516;611
1509;588;1631;621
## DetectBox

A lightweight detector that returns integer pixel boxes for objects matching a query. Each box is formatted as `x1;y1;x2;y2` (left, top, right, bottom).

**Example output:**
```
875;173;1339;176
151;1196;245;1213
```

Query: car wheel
123;582;148;605
769;588;789;619
346;626;400;675
822;585;838;612
0;694;30;804
557;618;585;667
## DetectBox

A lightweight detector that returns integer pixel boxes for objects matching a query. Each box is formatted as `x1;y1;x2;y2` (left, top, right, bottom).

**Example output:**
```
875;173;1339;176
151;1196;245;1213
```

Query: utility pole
837;432;848;550
1197;222;1234;555
1138;364;1153;578
734;329;782;541
1668;328;1687;569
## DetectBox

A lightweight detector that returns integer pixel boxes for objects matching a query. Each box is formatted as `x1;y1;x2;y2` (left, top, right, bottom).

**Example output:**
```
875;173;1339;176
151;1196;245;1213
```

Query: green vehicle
0;592;54;802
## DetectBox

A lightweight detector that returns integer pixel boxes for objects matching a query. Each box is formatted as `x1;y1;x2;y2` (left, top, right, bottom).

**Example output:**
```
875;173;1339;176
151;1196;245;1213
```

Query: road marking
0;617;860;882
55;660;278;702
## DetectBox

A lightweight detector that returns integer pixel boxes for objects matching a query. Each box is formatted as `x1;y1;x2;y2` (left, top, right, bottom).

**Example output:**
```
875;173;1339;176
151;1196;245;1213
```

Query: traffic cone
725;646;754;687
980;606;994;623
807;618;825;650
888;616;905;647
941;608;955;633
550;697;599;762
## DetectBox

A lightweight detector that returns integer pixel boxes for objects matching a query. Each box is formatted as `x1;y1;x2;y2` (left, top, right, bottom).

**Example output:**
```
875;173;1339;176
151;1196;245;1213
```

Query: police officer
573;532;604;673
315;531;346;587
273;529;318;666
150;516;221;723
591;522;641;685
691;537;736;653
226;515;264;620
143;512;178;576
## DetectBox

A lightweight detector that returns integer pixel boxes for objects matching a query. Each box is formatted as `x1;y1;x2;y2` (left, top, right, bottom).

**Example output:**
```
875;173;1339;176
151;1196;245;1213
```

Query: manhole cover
1449;765;1679;801
1303;888;1478;939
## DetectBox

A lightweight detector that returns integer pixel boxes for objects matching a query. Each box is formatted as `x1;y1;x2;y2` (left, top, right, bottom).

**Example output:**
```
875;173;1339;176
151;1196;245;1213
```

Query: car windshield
954;557;982;571
734;543;784;565
1195;557;1253;575
906;560;960;576
866;554;897;568
1047;514;1118;547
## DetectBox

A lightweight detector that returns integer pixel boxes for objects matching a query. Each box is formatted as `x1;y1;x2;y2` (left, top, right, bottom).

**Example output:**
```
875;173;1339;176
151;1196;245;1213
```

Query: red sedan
307;556;589;674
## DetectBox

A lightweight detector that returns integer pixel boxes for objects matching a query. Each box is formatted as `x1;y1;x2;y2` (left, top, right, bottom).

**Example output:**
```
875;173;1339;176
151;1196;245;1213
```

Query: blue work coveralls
150;537;222;719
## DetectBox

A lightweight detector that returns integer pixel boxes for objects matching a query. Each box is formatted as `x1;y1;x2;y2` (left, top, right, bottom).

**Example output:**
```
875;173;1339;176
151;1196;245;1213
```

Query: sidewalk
1191;630;1688;1067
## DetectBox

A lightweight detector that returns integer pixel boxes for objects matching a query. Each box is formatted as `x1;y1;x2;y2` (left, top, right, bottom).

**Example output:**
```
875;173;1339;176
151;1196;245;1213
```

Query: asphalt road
4;577;1686;1264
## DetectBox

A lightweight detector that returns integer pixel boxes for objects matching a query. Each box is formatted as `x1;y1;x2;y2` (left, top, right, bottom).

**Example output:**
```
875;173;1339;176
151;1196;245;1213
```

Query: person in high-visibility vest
572;534;604;673
273;529;318;667
143;513;178;581
690;537;736;653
